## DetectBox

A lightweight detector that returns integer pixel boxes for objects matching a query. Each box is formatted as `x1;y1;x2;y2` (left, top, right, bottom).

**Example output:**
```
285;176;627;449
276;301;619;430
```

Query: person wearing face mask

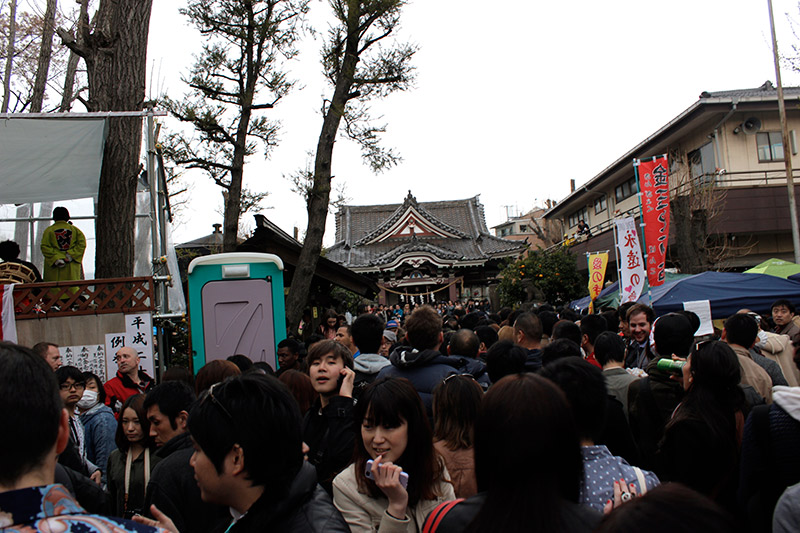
107;394;162;517
78;371;118;486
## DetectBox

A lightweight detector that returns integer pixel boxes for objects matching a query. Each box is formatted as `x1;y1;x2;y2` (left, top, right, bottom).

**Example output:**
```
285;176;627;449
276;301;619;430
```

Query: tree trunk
29;0;57;112
59;0;87;112
76;0;154;278
284;0;360;331
1;0;16;113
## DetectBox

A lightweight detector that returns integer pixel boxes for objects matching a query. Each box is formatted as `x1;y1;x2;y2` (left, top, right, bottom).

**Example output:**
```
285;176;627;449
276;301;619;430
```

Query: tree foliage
161;0;308;251
498;248;587;307
284;0;416;331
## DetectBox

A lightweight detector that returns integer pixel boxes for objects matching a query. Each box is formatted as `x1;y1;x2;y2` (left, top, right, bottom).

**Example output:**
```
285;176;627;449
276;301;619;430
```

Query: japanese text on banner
636;155;670;287
614;217;645;303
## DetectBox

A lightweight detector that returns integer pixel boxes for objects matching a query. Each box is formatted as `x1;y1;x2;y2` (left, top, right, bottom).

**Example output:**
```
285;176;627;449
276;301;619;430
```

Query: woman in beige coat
333;377;455;532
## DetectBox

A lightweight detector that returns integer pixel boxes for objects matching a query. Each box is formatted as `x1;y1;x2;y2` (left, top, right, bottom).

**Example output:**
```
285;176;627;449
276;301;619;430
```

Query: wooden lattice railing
12;277;154;320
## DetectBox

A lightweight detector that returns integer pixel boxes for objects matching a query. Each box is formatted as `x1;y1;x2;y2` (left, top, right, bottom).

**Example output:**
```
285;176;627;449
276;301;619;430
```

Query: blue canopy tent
571;271;800;318
569;273;687;312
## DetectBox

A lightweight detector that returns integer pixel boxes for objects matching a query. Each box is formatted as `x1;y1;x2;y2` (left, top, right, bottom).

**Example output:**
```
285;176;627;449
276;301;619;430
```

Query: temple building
327;192;527;305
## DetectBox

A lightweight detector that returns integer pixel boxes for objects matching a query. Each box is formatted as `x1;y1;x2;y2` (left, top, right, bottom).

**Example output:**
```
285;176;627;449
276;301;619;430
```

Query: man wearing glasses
104;346;154;418
55;366;101;484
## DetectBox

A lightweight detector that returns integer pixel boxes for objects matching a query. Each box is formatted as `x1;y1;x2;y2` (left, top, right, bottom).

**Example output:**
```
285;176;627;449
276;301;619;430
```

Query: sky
4;0;800;275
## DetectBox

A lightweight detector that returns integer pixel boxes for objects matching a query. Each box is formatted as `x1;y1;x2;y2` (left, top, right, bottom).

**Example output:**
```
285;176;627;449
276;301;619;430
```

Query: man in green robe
41;207;86;283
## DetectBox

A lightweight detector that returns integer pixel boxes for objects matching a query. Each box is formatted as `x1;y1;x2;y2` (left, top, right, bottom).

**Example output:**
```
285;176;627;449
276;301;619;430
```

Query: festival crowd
2;296;800;532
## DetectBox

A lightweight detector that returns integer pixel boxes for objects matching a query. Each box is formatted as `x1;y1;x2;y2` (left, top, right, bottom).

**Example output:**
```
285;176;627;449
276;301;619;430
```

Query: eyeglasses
202;382;234;421
60;381;86;391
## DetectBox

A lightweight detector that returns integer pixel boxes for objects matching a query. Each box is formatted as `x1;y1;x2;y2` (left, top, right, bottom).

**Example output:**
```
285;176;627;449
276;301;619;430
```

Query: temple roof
327;192;527;271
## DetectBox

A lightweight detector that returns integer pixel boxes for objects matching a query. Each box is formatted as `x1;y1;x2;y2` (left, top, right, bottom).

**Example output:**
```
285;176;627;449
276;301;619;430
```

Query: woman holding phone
333;377;455;532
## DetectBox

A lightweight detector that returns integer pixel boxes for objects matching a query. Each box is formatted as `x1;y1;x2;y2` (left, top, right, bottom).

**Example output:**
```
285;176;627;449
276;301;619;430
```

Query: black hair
306;339;354;370
539;357;607;442
474;326;498;350
514;312;543;342
653;313;694;359
251;361;275;376
580;314;608;346
0;342;62;485
724;313;759;348
600;310;620;333
162;366;195;388
53;206;70;221
459;311;483;331
596;483;737;533
485;340;528;383
56;365;85;385
433;375;483;450
226;354;253;372
677;310;701;335
354;378;444;506
351;313;384;354
277;338;300;354
551;320;582;345
143;381;196;430
559;309;580;323
466;373;582;532
537;311;558;337
82;371;107;405
541;338;582;367
189;374;303;499
771;299;796;314
115;394;154;451
618;302;636;322
0;240;21;261
594;331;626;366
449;329;480;358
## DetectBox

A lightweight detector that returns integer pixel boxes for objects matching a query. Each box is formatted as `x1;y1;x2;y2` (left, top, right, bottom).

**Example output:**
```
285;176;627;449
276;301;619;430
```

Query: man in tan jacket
723;314;773;404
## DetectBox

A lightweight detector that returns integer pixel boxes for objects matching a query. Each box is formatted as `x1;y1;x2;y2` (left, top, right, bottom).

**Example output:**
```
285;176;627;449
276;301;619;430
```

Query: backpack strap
423;499;464;533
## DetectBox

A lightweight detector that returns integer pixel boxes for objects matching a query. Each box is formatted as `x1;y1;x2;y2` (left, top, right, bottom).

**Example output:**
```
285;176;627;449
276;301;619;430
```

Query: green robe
41;220;86;282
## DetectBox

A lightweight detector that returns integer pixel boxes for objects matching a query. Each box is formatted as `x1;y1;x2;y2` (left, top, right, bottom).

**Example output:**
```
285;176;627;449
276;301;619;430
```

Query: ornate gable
355;191;468;246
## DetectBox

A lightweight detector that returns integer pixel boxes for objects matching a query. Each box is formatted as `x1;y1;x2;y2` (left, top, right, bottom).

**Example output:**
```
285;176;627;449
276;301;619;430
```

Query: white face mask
76;389;99;410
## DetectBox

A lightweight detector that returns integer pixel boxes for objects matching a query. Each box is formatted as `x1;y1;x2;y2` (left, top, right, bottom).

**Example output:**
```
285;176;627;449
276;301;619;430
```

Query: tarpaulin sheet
0;118;107;204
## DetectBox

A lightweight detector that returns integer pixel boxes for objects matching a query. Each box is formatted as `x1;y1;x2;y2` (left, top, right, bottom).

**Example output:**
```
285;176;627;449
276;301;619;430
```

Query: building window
757;132;784;162
594;195;607;214
614;176;637;203
519;224;529;233
689;142;716;180
567;207;589;228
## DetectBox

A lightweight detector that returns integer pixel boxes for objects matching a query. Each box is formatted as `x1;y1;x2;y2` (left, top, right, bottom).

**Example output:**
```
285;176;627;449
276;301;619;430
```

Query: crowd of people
3;296;800;532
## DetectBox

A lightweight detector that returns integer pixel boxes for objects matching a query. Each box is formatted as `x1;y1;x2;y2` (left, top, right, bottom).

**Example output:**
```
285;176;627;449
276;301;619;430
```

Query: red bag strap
423;499;464;533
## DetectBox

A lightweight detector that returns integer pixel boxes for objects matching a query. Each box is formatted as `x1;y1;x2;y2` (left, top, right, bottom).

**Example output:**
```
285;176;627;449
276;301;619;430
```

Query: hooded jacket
377;347;489;415
79;402;117;484
353;353;392;400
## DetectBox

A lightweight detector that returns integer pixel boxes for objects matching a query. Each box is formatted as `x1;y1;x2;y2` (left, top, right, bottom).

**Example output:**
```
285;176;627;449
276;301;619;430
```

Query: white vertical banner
0;284;17;343
124;312;155;378
58;345;107;381
615;217;646;304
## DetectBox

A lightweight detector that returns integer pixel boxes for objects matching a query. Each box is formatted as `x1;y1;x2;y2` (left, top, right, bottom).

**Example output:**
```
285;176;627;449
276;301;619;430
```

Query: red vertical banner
636;155;670;287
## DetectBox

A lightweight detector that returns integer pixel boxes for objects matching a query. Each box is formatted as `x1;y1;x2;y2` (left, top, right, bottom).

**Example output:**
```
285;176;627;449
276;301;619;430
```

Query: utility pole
768;0;800;263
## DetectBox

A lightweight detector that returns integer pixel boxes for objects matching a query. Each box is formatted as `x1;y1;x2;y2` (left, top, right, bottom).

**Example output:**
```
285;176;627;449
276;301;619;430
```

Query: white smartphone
365;459;409;488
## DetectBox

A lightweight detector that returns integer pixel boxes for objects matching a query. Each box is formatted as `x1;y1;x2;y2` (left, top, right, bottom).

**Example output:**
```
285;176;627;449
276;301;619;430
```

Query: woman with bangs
333;377;455;532
107;394;162;517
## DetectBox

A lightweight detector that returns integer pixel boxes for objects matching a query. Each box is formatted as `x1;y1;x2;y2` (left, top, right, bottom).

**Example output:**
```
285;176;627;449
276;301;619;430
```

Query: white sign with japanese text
60;345;108;382
615;217;646;304
103;313;155;379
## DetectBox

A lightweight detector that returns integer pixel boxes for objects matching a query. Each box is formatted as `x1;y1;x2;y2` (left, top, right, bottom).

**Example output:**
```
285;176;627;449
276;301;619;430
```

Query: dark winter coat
302;396;356;494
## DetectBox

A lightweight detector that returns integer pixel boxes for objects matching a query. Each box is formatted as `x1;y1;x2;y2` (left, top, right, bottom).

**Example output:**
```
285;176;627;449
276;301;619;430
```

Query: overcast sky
4;0;800;274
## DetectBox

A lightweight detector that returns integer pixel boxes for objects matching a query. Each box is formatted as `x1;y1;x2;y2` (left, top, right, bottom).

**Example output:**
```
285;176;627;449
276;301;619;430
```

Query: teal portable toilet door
201;278;276;367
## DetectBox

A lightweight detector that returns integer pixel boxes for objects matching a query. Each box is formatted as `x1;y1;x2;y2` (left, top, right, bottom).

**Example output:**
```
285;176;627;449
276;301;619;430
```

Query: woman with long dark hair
432;375;483;498
656;340;746;512
106;394;161;517
424;373;601;532
319;309;340;340
333;377;454;532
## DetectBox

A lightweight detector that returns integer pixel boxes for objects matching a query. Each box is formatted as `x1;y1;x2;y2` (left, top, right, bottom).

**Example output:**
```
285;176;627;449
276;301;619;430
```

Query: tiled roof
328;192;526;269
700;80;800;99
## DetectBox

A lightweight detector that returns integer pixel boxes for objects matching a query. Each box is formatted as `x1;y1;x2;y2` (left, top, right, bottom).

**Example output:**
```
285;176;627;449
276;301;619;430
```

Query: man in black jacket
378;305;489;415
138;374;349;533
143;381;228;532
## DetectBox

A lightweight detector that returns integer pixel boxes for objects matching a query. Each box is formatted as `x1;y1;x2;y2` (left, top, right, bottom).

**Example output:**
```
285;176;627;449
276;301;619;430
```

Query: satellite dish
742;117;762;135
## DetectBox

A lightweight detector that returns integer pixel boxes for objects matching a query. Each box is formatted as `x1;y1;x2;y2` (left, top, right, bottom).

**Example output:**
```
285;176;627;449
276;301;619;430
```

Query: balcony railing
12;277;154;320
548;168;800;252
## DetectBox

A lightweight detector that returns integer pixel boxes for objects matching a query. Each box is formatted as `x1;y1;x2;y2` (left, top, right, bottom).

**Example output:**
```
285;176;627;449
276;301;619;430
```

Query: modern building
491;207;550;248
543;81;800;275
326;192;527;305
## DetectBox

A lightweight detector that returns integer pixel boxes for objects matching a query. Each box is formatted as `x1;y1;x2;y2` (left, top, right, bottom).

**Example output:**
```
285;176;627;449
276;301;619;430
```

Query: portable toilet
187;253;286;373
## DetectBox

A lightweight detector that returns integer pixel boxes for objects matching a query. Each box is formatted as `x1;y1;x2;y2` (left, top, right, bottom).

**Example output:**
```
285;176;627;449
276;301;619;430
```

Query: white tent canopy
1;116;107;203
